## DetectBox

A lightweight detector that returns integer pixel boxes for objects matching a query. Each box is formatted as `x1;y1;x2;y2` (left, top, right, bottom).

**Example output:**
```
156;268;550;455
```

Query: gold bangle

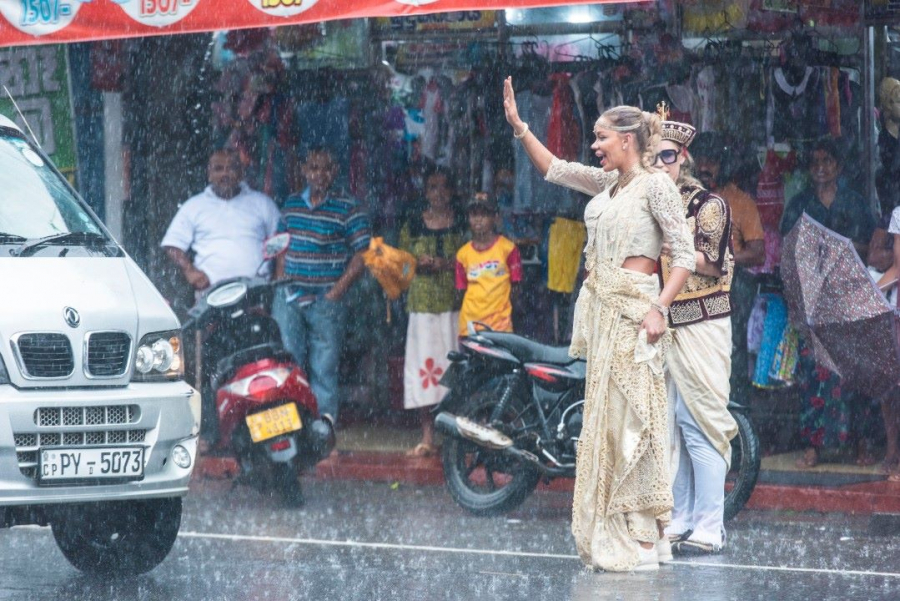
513;123;529;139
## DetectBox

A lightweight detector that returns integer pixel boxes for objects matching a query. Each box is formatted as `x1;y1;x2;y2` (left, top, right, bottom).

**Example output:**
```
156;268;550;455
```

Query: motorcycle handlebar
181;277;290;333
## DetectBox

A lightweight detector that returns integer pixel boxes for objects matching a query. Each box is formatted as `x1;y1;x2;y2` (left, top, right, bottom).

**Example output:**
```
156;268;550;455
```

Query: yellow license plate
246;404;302;443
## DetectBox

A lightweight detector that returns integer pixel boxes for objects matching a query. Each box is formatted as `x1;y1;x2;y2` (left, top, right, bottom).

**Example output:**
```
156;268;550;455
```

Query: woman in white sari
503;78;695;572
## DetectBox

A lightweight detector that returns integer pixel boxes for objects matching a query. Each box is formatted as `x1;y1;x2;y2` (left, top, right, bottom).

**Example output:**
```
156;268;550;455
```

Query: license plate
246;403;302;443
439;362;464;389
40;447;145;482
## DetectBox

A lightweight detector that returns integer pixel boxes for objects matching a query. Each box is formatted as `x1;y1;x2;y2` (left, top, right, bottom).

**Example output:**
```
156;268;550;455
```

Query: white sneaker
656;538;673;564
633;544;659;572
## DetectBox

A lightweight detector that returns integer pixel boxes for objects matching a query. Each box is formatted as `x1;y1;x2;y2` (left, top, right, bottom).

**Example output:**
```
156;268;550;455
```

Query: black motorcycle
435;325;760;519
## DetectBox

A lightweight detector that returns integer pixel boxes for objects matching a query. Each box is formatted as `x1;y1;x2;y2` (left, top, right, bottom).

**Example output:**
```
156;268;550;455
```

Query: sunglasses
655;149;680;165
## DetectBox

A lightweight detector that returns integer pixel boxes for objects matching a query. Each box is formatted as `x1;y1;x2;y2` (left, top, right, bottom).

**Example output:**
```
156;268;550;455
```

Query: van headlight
0;354;9;385
132;330;183;382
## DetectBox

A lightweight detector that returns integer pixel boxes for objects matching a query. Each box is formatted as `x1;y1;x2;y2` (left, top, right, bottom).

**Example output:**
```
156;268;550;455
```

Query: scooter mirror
262;233;291;260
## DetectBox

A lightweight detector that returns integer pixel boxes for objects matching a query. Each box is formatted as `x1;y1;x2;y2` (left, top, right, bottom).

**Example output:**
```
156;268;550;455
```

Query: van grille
35;405;140;427
14;405;146;478
15;334;74;378
86;332;132;377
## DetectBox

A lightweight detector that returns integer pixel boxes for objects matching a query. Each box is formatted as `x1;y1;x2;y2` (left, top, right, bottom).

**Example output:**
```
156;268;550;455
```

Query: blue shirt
278;187;371;296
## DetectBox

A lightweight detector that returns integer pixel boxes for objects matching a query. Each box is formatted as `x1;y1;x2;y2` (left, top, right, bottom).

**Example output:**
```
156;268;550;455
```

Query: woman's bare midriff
621;255;656;275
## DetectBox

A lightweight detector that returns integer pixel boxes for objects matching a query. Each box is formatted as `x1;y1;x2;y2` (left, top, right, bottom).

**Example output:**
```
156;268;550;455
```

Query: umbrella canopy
781;213;900;399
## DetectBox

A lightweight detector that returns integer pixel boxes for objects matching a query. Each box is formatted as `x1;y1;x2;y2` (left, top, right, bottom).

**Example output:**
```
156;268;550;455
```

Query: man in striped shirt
273;148;371;423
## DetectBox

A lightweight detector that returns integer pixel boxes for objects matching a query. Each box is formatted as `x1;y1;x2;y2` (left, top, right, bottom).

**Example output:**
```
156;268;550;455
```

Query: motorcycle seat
478;332;576;365
214;342;295;380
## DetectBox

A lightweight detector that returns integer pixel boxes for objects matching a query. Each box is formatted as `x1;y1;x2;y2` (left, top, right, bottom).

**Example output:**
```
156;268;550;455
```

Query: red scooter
182;234;335;506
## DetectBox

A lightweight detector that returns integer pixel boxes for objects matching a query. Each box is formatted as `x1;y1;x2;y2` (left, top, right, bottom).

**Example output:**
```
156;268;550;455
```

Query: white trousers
666;385;727;546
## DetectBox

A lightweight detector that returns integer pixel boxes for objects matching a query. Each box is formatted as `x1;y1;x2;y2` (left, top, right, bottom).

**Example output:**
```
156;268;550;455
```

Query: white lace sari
545;159;695;572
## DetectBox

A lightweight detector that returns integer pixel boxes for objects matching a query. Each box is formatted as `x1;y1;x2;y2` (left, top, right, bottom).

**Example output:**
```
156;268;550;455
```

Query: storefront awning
0;0;645;48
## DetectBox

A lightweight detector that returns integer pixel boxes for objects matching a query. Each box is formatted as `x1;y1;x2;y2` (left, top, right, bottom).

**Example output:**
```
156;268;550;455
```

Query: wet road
0;478;898;600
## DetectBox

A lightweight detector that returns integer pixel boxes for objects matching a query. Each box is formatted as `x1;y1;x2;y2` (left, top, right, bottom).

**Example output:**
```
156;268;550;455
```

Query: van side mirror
263;233;291;259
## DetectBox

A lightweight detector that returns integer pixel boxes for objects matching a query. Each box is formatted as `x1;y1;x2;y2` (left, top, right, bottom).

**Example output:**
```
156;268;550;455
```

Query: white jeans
666;386;727;546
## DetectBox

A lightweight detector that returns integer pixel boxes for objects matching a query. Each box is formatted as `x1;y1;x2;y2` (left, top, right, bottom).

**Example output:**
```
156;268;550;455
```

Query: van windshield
0;129;107;245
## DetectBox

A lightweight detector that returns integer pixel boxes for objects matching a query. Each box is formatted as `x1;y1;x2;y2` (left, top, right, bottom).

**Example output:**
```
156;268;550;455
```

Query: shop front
2;0;899;485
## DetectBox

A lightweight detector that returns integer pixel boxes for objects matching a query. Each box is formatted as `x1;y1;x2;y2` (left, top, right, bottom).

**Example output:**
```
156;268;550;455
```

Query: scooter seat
215;343;295;380
478;332;575;365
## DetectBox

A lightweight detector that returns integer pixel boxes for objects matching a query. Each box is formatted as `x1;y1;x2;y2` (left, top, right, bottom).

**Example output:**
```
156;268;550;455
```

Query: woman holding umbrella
781;139;879;469
652;108;738;556
503;78;695;572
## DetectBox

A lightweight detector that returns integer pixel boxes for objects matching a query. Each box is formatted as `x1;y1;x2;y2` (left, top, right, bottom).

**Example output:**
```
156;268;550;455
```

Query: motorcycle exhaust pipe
435;412;570;477
435;412;513;450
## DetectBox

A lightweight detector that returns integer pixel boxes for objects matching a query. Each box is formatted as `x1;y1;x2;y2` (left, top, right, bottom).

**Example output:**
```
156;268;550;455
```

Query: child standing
456;194;522;333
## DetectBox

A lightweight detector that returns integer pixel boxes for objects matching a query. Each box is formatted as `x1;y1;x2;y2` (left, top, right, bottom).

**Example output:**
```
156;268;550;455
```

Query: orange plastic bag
363;237;416;300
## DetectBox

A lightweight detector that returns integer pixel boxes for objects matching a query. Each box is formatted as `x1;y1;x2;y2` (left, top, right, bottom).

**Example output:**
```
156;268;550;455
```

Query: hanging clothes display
212;39;298;203
512;88;579;219
546;73;581;161
547;217;586;294
695;65;717;132
751;149;796;274
766;66;825;144
752;293;788;389
419;75;453;167
640;82;697;125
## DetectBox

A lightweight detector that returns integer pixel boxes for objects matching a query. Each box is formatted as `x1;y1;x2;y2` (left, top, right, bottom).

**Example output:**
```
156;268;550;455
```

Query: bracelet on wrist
650;301;669;320
513;123;529;139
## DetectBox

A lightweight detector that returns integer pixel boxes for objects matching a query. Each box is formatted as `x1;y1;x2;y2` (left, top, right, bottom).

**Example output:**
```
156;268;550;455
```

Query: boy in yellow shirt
455;194;522;333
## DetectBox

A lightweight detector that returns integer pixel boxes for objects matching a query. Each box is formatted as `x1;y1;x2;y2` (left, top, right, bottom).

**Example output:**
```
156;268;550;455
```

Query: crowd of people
159;70;900;572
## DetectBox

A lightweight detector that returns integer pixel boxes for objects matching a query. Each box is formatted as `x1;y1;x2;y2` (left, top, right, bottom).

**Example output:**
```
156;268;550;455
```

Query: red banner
0;0;637;48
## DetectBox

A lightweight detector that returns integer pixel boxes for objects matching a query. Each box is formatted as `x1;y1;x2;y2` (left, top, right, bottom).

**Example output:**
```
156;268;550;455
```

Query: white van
0;115;200;575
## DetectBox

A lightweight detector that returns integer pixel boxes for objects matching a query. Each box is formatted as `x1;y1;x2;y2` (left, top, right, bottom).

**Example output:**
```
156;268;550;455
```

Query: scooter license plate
439;362;464;389
246;404;303;443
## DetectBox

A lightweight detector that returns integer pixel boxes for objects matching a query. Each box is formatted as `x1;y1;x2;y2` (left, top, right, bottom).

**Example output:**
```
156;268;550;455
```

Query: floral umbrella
781;213;900;399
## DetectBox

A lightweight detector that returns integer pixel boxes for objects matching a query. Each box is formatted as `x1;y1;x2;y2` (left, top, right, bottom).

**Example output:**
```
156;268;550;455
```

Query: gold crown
660;114;697;148
656;101;670;121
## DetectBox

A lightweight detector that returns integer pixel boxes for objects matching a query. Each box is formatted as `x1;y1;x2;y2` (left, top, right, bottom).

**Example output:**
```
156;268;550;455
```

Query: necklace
612;163;644;197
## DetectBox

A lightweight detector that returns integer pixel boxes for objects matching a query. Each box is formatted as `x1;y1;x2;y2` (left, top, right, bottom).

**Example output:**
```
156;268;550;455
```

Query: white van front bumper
0;381;199;505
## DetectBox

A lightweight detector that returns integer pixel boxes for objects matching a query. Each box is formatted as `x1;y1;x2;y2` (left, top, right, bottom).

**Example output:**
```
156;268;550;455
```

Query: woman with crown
503;79;695;572
653;103;738;556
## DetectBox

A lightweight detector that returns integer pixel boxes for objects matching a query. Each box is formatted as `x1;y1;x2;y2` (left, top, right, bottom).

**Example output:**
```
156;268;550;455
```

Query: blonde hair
677;150;705;190
880;77;900;114
596;106;662;169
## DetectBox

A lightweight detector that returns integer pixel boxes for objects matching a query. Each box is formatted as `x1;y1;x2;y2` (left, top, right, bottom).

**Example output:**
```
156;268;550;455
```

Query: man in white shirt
161;149;281;293
161;149;281;451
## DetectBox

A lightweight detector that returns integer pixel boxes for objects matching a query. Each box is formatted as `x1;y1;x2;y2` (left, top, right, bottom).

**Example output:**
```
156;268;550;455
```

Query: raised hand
503;76;525;132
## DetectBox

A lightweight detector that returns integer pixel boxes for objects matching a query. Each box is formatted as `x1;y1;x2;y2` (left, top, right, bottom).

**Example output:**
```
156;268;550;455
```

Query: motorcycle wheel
51;498;182;575
273;459;305;508
724;409;761;522
441;379;541;516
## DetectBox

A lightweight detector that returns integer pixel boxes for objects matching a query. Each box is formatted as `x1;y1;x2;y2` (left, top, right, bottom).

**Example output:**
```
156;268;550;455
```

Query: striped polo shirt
279;187;371;297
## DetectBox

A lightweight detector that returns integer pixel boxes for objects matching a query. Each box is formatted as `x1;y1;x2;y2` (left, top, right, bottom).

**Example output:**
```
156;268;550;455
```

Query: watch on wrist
651;301;669;320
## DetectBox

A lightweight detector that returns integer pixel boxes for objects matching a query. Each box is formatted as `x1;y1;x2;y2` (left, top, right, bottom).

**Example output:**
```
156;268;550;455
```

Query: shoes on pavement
656;538;673;564
674;538;724;556
667;530;692;544
633;544;659;572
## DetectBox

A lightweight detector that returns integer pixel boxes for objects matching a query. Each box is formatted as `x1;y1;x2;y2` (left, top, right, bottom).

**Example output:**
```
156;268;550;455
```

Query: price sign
0;0;82;36
246;0;320;17
115;0;202;28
